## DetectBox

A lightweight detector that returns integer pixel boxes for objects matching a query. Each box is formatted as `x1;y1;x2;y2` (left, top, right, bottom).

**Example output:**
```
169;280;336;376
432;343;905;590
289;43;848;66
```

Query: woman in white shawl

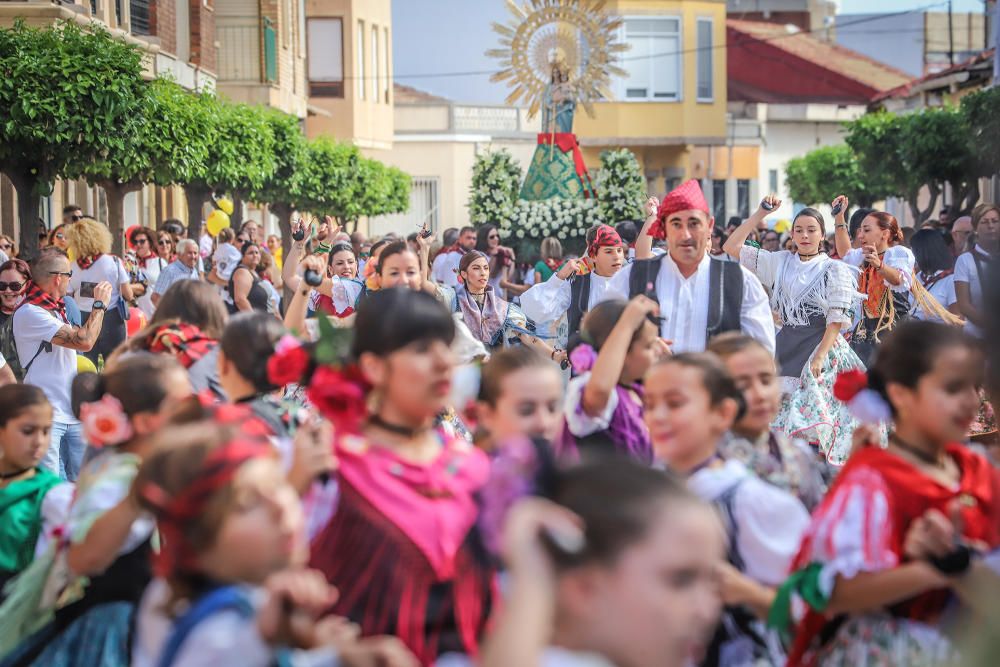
724;197;865;466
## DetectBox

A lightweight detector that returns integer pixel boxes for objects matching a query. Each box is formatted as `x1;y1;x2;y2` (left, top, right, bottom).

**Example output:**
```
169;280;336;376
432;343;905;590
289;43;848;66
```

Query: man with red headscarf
520;224;627;337
603;180;775;354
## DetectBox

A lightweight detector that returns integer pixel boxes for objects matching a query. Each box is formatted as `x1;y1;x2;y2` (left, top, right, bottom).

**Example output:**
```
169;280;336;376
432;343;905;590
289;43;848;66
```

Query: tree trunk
230;194;244;229
272;202;294;312
6;170;42;259
186;186;210;234
910;184;940;229
100;180;142;256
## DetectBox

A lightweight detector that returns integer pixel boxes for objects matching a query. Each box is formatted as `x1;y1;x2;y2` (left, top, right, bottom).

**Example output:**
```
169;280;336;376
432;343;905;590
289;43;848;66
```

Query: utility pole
948;0;955;66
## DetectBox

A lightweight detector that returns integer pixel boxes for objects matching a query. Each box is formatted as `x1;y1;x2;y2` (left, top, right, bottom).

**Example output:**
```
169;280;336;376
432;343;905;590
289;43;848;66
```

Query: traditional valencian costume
841;245;915;366
739;245;865;465
0;469;71;597
520;225;625;348
308;432;495;666
781;444;1000;666
606;180;776;355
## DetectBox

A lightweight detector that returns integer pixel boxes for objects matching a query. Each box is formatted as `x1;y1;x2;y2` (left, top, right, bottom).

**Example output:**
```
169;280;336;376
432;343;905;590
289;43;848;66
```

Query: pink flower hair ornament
569;343;598;374
80;394;134;448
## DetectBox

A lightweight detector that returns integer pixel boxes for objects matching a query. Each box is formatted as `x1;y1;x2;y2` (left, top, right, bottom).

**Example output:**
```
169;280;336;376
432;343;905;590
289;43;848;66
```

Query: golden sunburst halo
487;0;629;119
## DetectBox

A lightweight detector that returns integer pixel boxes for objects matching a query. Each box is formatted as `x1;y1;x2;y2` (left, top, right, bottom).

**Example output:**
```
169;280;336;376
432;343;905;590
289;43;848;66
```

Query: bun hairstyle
867;320;977;416
0;385;50;426
71;352;186;420
220;311;287;393
865;211;904;245
655;352;748;421
459;250;489;276
793;207;826;236
375;240;413;275
480;438;700;567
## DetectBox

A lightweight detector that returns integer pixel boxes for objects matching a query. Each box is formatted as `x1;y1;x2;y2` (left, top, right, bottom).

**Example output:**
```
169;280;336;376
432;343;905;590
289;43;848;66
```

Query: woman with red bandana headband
521;224;627;346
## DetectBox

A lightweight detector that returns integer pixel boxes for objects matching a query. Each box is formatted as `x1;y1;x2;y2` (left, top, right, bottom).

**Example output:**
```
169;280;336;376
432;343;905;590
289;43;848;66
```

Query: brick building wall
150;0;177;56
191;0;217;73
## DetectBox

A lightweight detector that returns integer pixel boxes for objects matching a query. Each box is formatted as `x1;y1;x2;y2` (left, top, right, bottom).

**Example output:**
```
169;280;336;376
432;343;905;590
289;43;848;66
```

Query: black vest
567;273;592;335
628;255;744;341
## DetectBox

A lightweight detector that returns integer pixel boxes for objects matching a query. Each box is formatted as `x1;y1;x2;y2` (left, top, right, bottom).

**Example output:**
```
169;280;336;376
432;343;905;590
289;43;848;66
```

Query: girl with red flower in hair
774;321;1000;666
0;353;192;667
284;288;497;666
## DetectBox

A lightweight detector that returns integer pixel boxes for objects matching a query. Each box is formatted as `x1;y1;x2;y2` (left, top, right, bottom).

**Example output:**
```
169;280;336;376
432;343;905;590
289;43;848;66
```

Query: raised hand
556;258;582;280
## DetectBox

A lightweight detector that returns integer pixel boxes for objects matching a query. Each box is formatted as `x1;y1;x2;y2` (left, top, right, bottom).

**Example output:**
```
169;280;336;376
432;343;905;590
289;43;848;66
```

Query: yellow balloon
76;355;97;374
217;197;234;216
206;209;231;236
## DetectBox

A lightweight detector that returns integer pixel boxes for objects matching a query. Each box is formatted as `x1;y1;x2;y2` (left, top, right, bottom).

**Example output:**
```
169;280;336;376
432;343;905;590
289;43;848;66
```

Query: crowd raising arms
0;174;996;667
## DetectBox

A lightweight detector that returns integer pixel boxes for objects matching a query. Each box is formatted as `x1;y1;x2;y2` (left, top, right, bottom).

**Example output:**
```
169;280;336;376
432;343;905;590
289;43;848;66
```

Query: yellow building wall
573;0;727;145
305;0;393;149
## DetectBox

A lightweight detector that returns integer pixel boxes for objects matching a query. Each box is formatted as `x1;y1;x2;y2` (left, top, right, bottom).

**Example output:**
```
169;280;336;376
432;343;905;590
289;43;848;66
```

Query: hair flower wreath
833;369;892;424
80;395;133;448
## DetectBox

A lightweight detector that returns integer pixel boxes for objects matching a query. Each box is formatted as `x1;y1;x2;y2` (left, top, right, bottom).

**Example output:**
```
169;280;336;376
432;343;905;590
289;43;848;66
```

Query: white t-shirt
69;255;129;311
132;255;167;319
13;304;78;422
213;243;242;282
954;245;991;337
911;271;957;323
432;250;462;287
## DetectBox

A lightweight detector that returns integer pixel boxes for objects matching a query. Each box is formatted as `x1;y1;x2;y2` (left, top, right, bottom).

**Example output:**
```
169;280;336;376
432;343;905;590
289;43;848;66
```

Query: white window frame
615;15;683;103
371;26;379;103
696;17;714;103
356;20;365;100
306;18;344;83
382;27;390;103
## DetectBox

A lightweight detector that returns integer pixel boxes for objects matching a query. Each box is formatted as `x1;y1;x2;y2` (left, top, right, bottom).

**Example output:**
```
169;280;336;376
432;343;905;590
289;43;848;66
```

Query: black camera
303;269;323;287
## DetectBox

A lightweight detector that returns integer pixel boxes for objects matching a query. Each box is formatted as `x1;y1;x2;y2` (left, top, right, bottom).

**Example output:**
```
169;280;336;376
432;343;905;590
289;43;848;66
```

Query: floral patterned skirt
773;336;866;466
812;614;959;667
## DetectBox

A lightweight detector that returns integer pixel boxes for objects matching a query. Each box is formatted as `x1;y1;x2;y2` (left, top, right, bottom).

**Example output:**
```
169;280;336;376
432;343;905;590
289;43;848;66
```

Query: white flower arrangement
498;198;602;241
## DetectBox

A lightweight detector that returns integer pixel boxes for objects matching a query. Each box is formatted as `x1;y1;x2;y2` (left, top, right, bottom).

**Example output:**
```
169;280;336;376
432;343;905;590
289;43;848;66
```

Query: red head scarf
648;180;710;240
140;437;273;579
587;225;624;257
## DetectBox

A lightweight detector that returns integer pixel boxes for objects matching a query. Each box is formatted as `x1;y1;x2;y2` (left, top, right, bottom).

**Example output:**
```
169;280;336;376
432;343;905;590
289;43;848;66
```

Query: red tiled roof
728;19;912;94
393;83;450;104
872;48;995;102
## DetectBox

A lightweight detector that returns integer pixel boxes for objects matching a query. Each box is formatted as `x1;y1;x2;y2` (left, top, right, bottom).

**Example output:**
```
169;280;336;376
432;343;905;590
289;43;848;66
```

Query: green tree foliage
184;96;278;227
67;78;214;253
0;20;146;257
469;150;522;226
785;144;886;209
596;148;645;223
845;107;976;226
961;85;1000;179
247;110;308;256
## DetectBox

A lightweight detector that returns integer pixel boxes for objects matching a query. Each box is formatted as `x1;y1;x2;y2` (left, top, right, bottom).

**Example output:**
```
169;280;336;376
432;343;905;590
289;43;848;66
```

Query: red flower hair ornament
265;319;370;433
833;369;892;424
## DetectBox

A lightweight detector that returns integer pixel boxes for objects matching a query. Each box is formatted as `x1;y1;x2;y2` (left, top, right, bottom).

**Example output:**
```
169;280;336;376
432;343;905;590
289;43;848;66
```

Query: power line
338;1;948;82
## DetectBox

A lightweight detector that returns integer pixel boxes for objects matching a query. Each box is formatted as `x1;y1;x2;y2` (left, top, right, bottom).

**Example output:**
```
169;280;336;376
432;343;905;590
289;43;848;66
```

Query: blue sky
391;0;993;103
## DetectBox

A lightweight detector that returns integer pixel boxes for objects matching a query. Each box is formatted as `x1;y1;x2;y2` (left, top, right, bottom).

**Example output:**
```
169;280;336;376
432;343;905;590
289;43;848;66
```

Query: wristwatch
92;300;107;311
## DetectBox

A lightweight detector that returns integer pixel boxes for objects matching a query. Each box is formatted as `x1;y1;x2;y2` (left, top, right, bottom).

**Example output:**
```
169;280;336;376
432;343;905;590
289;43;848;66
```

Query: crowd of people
0;180;996;667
